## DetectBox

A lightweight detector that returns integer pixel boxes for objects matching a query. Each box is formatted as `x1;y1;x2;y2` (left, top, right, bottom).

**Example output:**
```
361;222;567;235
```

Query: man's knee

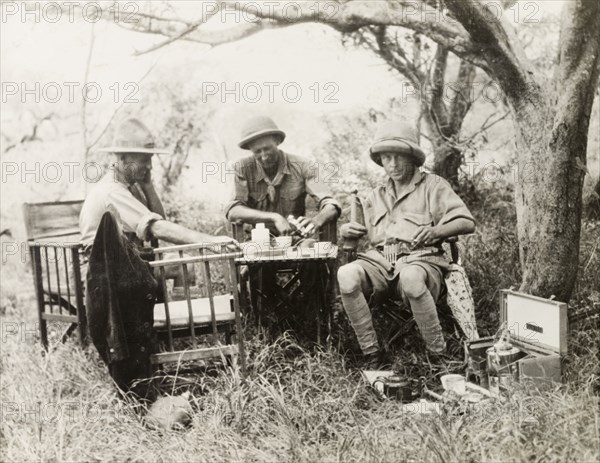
337;263;366;294
399;266;428;299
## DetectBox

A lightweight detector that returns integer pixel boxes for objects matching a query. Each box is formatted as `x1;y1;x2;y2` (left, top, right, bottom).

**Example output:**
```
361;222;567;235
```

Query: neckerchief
257;152;286;204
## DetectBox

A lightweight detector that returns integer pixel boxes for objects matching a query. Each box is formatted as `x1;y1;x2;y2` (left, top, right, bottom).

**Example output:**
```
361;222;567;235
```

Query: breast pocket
401;212;434;238
280;181;305;216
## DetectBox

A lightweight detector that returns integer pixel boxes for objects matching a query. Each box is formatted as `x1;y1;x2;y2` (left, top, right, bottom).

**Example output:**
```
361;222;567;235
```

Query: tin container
487;344;525;396
373;375;416;402
466;339;493;388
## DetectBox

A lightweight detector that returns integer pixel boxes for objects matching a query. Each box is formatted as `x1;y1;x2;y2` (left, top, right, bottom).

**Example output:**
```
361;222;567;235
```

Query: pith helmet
369;120;425;166
98;118;171;155
238;116;286;150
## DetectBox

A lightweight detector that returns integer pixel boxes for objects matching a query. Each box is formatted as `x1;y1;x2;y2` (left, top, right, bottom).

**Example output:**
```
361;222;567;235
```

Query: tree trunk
509;0;600;302
431;137;463;187
425;49;476;187
514;87;593;301
421;108;463;187
442;0;600;302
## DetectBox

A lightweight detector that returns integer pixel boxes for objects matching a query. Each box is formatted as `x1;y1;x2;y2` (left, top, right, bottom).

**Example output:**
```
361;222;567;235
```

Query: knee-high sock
341;288;379;355
408;290;445;353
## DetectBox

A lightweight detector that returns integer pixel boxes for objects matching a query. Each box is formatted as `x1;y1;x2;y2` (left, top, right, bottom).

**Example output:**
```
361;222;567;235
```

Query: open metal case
467;289;568;388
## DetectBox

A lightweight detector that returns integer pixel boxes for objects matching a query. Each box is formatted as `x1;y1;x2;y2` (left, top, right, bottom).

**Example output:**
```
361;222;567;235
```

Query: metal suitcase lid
500;289;568;355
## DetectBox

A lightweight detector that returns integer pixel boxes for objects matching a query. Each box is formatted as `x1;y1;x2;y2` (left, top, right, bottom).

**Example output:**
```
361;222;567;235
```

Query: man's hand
411;225;441;247
208;235;239;252
340;222;367;239
138;169;153;189
136;170;166;218
210;235;238;245
297;216;320;237
272;214;292;236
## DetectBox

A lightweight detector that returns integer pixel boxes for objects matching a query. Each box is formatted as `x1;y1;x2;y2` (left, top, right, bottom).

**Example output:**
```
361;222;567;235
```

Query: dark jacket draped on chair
86;211;157;400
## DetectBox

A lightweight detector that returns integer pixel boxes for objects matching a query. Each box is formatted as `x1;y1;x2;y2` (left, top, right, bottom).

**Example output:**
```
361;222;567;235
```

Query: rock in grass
146;392;193;430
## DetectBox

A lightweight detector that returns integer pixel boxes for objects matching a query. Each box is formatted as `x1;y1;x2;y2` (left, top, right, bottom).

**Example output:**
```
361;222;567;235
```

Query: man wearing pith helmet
226;115;341;319
80;117;234;253
337;120;475;367
225;115;340;235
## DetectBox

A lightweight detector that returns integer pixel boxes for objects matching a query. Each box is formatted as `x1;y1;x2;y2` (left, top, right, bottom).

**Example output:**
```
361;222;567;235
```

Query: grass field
1;315;598;462
1;215;599;462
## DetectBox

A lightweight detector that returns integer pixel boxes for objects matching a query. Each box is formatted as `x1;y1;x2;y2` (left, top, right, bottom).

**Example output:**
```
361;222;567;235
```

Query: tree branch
2;113;55;154
449;57;477;133
461;111;511;144
51;0;493;74
221;0;487;69
429;46;450;132
114;14;268;47
443;0;537;103
132;18;206;56
33;1;269;47
364;26;424;86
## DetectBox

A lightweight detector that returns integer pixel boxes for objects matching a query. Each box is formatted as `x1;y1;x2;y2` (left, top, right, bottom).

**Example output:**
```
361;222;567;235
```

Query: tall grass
1;317;598;462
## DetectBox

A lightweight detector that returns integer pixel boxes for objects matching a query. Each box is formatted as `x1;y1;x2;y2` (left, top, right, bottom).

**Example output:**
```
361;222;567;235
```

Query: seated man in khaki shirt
225;116;340;237
80;118;234;261
338;120;475;367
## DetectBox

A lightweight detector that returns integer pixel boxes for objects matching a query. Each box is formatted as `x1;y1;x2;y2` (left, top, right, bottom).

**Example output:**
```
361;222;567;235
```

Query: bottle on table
251;223;270;249
343;190;364;254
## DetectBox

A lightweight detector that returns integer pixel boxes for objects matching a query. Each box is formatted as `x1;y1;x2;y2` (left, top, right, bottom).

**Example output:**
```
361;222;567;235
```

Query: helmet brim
238;130;286;150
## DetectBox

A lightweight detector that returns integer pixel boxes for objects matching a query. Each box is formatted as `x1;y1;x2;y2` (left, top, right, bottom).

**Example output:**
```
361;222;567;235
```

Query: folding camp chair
346;237;479;349
22;200;87;349
149;243;246;375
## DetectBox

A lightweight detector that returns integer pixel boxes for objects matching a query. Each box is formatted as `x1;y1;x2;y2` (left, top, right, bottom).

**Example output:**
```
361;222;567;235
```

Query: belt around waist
374;243;443;263
374;244;442;253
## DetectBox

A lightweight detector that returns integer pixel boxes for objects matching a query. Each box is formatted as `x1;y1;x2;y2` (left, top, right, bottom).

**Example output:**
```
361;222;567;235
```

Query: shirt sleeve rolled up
106;189;163;242
224;161;249;219
429;177;475;227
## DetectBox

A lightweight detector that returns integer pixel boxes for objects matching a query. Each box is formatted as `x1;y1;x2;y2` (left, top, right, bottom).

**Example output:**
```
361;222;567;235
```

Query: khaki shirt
225;151;341;219
362;170;475;248
79;171;162;248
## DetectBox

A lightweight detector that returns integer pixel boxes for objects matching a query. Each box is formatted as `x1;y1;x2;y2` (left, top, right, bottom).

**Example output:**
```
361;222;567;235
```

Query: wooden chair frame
150;243;246;375
23;201;87;349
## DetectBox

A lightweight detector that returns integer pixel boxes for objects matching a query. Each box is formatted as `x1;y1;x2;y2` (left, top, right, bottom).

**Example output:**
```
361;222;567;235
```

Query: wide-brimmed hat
97;118;171;155
369;120;425;166
238;116;286;150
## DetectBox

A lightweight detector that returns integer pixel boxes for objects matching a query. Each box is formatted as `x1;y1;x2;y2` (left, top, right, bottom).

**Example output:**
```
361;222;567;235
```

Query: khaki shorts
354;249;445;305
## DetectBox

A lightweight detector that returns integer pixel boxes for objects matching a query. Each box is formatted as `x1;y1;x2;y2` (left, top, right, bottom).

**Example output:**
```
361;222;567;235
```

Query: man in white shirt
80;118;234;253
